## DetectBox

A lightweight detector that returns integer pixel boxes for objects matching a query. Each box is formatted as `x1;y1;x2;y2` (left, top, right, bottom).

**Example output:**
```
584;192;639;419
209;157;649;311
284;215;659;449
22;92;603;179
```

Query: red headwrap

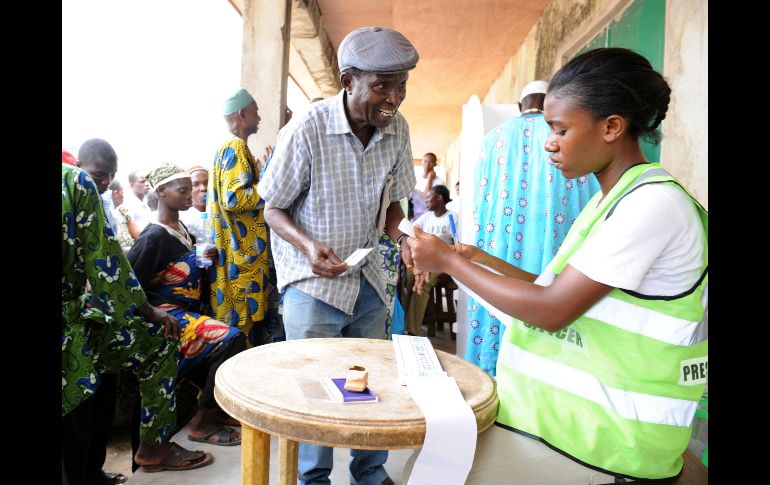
62;149;77;166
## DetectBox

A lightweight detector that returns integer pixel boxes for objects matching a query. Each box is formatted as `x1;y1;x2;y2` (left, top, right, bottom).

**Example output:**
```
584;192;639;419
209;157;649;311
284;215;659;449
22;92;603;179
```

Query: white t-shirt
445;198;461;235
179;206;204;238
568;183;706;297
414;210;458;245
410;175;445;221
122;191;153;231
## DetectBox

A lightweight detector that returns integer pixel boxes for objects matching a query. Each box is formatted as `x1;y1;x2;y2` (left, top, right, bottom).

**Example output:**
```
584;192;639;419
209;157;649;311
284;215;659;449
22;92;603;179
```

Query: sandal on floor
139;442;214;472
188;425;241;446
102;471;128;484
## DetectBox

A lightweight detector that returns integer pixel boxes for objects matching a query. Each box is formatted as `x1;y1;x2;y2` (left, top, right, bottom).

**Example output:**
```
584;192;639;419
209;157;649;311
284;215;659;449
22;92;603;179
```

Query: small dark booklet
321;377;379;403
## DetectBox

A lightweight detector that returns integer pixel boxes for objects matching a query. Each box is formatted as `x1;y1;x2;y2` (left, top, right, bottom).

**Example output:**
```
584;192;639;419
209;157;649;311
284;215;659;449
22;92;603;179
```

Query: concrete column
240;0;291;157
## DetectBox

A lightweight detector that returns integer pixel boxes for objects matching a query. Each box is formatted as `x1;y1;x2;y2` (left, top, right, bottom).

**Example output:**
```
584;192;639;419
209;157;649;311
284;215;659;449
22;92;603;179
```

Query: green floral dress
61;164;180;443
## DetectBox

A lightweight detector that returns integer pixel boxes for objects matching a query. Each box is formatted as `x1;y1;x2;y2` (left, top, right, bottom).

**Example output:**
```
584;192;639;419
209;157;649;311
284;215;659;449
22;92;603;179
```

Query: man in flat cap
206;88;271;347
466;80;600;375
257;26;419;485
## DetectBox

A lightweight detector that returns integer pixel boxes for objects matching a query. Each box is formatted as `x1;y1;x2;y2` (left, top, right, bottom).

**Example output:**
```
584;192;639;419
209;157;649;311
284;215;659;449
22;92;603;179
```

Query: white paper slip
452;263;517;328
397;218;416;238
405;375;478;485
392;334;447;385
343;248;373;267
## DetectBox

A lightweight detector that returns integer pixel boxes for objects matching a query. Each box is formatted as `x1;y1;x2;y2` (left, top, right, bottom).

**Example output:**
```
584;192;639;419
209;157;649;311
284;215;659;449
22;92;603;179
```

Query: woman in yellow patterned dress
207;88;270;346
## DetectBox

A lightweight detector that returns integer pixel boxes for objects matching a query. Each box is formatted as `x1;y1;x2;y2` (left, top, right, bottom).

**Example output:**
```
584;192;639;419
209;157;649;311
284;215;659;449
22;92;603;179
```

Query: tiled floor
104;328;457;483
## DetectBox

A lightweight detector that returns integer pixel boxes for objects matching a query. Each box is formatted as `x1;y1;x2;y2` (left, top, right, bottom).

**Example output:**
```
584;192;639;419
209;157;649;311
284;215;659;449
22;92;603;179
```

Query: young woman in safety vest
407;48;707;482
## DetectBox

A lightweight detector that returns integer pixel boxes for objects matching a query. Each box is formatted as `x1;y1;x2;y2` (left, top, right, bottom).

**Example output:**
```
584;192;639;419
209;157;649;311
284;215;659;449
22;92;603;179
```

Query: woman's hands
407;225;466;294
138;302;181;340
203;247;218;263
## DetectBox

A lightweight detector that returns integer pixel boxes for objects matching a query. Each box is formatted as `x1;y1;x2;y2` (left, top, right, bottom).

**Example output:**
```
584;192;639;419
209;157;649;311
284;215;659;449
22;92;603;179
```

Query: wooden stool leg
241;424;270;485
278;437;299;485
436;286;445;332
435;287;444;332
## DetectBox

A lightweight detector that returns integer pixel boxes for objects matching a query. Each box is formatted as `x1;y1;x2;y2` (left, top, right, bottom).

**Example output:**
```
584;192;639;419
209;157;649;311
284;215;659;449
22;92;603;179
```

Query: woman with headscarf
127;163;247;446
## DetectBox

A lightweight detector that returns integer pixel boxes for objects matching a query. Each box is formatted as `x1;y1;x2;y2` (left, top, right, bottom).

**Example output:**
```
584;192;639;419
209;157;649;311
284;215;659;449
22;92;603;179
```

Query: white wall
661;0;708;208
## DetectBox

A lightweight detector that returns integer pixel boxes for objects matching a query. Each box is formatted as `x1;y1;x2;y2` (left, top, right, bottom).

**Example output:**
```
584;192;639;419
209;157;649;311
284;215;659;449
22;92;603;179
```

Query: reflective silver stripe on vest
583;295;707;346
499;342;697;427
537;270;706;345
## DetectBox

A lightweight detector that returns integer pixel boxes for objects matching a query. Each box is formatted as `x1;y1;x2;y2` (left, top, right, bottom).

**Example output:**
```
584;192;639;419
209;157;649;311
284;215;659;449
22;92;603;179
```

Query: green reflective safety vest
495;163;708;479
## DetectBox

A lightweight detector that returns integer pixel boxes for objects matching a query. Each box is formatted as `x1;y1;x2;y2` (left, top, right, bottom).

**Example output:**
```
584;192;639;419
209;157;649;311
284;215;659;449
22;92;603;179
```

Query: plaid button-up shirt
257;90;416;314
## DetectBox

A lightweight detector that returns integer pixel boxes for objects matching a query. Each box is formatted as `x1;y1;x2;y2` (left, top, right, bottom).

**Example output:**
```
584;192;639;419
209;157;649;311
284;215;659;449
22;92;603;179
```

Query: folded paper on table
392;334;447;385
405;374;477;485
390;335;477;484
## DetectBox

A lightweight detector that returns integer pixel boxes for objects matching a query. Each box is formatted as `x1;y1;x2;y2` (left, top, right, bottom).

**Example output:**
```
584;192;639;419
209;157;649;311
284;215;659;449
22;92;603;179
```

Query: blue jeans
283;275;390;485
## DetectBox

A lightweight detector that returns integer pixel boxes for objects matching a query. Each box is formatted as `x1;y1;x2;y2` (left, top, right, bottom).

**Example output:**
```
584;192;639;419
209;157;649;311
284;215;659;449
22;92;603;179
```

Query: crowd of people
63;23;707;485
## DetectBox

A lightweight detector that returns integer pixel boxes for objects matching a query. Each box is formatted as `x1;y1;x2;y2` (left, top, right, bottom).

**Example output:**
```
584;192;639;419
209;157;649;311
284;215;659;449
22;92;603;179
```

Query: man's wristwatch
396;233;409;249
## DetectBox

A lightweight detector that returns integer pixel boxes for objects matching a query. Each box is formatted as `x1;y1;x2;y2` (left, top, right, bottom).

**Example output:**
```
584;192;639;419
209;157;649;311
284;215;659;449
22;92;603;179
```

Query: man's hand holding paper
303;239;348;278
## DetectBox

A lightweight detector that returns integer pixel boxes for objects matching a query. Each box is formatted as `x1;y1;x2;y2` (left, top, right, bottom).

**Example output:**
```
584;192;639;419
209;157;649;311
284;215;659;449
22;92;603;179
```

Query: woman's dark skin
135;177;239;460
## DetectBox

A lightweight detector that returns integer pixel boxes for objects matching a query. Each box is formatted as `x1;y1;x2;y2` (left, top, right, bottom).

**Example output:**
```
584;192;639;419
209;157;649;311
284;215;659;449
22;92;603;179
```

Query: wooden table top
215;338;499;449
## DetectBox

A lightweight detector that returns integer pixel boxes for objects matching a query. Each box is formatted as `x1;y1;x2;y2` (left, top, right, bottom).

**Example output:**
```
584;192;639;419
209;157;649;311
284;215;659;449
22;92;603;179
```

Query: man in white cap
207;88;271;347
257;26;419;485
465;80;601;375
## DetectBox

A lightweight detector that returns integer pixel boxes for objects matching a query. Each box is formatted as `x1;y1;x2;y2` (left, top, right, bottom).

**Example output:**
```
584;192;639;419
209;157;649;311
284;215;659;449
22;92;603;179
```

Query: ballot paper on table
405;374;477;485
393;337;477;485
392;334;447;385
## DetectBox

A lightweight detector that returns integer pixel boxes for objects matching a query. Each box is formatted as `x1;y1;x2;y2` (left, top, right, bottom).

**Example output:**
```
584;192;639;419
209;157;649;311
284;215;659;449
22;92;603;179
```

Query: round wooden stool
215;338;499;485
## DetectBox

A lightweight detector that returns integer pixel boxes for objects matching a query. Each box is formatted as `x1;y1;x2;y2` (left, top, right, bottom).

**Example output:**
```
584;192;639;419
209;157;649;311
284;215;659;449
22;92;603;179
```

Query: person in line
207;88;271;346
62;140;214;483
123;170;153;230
68;141;135;485
401;185;457;336
406;48;707;482
179;164;210;237
409;152;444;221
108;179;141;251
445;180;461;216
128;163;246;446
257;25;420;485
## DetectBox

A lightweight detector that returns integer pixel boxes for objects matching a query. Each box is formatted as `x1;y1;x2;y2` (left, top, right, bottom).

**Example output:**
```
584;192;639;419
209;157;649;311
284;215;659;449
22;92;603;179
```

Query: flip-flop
102;471;128;484
140;443;215;473
187;425;241;446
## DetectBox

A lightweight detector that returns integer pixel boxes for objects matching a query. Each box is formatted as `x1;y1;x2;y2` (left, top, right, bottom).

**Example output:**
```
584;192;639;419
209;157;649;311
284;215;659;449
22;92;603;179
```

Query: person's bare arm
264;204;348;278
127;219;141;239
383;201;414;270
259;145;273;172
423;170;436;194
454;243;537;282
408;226;611;332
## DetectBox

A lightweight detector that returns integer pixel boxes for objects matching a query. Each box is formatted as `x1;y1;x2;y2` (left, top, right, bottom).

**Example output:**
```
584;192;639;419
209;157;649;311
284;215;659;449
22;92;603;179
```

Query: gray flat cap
338;26;419;74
